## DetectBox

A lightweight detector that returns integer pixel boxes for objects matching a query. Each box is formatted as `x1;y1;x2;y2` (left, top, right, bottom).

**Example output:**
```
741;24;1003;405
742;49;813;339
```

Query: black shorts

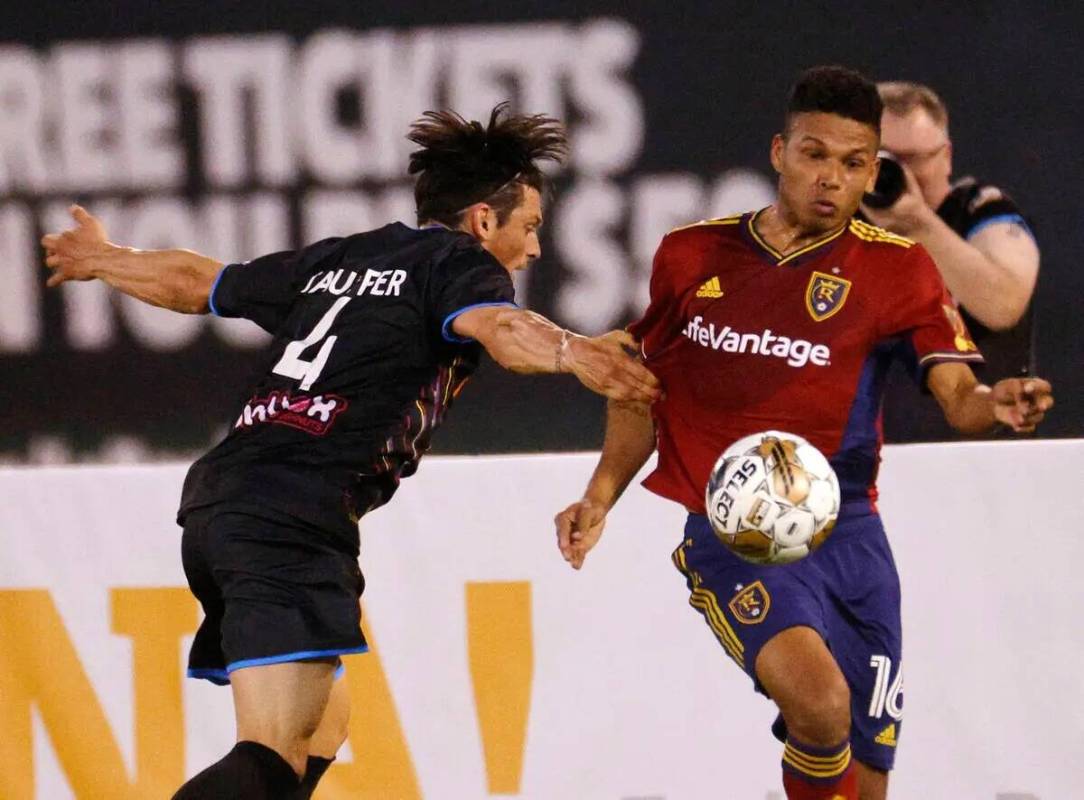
181;508;368;685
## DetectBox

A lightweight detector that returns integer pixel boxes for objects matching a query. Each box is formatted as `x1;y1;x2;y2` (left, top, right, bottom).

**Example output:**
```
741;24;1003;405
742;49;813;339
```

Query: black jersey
883;177;1037;442
177;223;515;550
934;178;1036;379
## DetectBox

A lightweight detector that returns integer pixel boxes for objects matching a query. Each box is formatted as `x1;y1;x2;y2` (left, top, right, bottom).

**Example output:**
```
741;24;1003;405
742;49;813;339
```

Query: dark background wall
2;2;1080;462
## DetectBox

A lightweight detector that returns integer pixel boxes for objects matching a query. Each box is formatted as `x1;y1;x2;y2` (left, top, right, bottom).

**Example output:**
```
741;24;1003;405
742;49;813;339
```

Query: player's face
484;186;544;272
880;108;952;209
771;112;880;233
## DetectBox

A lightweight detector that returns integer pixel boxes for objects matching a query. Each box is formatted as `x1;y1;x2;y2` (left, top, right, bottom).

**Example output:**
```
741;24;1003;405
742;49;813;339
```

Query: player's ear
866;156;881;194
463;203;496;242
770;133;785;174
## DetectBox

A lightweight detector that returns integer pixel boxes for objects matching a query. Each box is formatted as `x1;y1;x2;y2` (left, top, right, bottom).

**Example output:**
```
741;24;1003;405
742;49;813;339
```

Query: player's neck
756;204;843;256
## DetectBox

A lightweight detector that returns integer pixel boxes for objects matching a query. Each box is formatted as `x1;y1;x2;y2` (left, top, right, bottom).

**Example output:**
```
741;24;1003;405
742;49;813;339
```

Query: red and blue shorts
674;500;903;771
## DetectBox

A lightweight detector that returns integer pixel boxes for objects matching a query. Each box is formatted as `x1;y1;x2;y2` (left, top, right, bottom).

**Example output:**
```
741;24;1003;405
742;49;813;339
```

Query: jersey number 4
272;297;351;390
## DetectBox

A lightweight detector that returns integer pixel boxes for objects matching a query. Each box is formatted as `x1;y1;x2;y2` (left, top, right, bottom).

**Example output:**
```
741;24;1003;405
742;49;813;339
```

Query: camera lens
863;152;905;209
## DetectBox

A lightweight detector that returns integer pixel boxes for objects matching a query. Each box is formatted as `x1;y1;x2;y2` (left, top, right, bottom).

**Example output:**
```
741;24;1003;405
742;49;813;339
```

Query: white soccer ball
705;431;840;565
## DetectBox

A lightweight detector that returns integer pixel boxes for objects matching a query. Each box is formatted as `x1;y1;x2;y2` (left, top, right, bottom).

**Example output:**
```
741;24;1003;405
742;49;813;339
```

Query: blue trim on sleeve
334;663;346;681
225;645;369;674
441;301;518;343
966;213;1032;241
207;265;232;317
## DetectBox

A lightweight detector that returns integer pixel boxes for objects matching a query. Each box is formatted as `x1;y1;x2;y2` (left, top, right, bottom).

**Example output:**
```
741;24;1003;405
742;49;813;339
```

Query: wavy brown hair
407;102;568;226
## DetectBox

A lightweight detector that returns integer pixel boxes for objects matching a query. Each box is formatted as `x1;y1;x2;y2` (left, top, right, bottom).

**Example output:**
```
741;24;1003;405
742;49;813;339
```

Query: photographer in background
862;81;1040;441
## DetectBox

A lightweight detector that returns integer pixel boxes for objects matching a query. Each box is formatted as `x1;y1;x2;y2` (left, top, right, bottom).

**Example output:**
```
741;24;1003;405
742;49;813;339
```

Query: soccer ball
705;431;840;565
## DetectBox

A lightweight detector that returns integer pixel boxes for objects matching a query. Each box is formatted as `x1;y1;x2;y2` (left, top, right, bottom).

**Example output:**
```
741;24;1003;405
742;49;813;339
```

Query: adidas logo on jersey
695;276;724;298
683;315;830;368
874;723;897;747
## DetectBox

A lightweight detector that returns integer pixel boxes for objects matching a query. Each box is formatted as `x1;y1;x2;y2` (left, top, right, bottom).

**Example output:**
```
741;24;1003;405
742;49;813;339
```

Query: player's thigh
231;659;337;742
673;515;830;684
309;670;352;758
818;513;903;772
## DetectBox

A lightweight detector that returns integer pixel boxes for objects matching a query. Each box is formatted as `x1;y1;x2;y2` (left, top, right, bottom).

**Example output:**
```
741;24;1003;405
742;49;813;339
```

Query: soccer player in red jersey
555;66;1053;800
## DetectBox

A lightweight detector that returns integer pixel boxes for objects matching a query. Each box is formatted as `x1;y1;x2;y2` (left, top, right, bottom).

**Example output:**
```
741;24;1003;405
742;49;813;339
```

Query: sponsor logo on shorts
729;580;770;624
682;316;831;367
874;723;898;747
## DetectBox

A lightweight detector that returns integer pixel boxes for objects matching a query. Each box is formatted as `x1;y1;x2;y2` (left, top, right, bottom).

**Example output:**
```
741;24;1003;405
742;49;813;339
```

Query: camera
863;151;905;209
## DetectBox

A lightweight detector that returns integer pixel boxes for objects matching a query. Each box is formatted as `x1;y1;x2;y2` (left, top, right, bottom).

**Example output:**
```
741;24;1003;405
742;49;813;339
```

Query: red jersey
628;210;982;513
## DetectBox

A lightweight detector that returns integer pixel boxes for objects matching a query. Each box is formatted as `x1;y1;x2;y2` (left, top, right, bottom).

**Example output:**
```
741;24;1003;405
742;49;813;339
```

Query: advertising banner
2;442;1080;798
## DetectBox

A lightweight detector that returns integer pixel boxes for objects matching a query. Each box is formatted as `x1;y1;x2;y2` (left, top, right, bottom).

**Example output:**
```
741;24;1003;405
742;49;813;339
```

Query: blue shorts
674;500;903;771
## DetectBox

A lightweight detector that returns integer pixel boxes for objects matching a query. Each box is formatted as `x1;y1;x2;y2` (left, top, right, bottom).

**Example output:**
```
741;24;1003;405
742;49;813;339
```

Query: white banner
1;442;1082;799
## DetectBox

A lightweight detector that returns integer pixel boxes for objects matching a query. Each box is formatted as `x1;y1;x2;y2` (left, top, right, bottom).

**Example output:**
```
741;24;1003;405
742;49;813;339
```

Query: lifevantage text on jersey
682;315;831;368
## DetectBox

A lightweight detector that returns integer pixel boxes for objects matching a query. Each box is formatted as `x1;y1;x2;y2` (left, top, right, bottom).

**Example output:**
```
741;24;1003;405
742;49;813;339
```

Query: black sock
172;740;300;800
297;755;335;799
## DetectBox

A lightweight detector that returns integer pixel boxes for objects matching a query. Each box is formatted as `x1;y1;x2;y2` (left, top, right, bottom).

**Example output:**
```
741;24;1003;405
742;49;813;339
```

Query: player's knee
783;674;851;746
235;712;324;776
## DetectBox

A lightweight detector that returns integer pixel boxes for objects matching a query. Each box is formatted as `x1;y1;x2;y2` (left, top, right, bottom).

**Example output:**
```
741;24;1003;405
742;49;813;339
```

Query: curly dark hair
786;65;882;137
407;102;568;227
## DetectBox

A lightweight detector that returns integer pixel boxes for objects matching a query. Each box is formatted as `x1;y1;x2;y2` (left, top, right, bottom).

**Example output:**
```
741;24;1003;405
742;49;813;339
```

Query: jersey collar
744;207;848;267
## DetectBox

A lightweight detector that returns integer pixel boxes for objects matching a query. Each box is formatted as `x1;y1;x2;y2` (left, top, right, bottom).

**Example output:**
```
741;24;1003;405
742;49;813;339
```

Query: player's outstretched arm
862;165;1038;331
927;362;1054;434
555;399;657;570
42;205;222;314
451;306;661;404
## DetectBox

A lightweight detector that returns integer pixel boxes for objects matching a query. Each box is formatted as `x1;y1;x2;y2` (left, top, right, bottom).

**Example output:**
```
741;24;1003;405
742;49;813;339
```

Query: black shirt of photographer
882;177;1036;442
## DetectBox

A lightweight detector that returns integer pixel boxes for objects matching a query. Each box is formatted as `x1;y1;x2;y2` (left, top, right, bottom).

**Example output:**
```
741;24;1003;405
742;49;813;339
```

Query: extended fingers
624;359;660;391
603;329;640;351
1017;380;1054;424
604;381;654;404
1019;397;1053;429
555;511;573;554
605;359;661;403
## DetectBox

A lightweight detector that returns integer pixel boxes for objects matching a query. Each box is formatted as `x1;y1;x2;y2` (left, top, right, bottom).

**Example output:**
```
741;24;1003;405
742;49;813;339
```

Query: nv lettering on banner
0;584;534;798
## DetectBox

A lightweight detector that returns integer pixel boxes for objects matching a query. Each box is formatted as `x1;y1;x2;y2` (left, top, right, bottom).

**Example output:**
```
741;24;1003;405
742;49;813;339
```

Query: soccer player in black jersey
43;104;660;799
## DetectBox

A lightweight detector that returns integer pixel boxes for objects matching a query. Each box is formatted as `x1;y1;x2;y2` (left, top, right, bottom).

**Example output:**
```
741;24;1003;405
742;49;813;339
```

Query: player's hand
564;330;661;404
555;498;608;570
41;205;112;287
859;161;935;237
991;377;1054;432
